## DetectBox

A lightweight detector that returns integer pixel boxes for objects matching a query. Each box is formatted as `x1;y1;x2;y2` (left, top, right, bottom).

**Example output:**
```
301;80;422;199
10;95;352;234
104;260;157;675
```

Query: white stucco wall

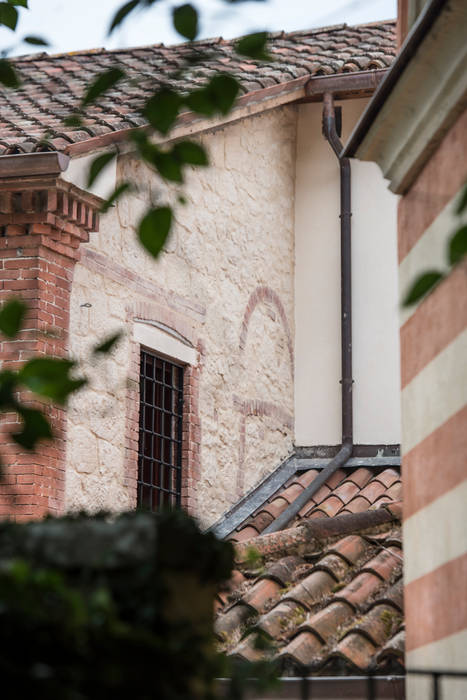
294;99;401;446
64;106;296;526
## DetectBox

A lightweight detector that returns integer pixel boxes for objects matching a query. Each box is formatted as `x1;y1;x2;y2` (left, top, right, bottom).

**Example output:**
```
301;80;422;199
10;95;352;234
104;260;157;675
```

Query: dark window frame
137;348;184;511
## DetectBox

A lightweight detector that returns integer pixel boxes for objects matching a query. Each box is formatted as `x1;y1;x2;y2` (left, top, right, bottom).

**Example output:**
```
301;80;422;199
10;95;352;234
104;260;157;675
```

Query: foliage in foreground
0;509;276;699
403;181;467;306
0;0;270;458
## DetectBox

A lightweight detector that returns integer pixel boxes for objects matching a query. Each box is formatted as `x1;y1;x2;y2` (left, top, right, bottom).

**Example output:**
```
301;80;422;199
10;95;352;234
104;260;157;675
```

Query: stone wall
65;106;296;527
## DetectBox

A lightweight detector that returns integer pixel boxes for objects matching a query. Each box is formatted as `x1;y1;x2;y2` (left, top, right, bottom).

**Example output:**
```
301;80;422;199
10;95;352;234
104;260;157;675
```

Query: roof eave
63;69;389;159
343;0;467;194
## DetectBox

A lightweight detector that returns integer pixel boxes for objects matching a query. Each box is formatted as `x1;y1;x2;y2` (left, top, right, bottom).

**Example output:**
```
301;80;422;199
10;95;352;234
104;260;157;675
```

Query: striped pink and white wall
398;109;467;697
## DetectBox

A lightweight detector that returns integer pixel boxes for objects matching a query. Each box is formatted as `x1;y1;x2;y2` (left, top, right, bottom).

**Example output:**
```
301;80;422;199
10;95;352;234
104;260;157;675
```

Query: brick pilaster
0;177;100;520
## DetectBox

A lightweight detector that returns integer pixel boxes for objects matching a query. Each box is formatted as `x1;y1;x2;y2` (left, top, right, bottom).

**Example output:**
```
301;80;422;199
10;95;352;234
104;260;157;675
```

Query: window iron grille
137;350;184;511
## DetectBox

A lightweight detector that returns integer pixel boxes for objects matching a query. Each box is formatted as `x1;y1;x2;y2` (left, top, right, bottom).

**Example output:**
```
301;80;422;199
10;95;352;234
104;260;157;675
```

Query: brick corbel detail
0;176;100;521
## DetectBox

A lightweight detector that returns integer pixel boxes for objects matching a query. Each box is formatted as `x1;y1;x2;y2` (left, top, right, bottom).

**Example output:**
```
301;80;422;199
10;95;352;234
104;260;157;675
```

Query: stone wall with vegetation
66;105;296;526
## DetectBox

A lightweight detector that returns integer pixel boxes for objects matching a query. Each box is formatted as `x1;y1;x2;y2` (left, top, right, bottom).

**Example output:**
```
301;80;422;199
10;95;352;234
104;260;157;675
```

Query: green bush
0;510;234;700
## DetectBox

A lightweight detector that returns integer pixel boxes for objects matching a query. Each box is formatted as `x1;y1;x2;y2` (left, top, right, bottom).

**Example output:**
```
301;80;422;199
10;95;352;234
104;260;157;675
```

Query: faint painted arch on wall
235;285;294;497
239;285;294;376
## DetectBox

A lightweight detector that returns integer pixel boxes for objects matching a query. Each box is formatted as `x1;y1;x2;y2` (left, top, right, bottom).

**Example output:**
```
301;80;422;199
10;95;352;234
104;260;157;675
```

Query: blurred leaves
142;88;182;135
173;140;208;165
0;0;271;464
402;271;444;306
100;181;132;213
108;0;139;34
0;2;18;30
63;113;84;127
235;31;271;61
87;151;116;188
173;3;198;41
138;206;172;257
23;35;49;46
455;182;467;215
403;180;467;306
13;408;53;450
18;358;87;405
0;298;27;338
92;331;123;355
448;224;467;266
0;58;19;88
81;67;125;107
185;74;240;116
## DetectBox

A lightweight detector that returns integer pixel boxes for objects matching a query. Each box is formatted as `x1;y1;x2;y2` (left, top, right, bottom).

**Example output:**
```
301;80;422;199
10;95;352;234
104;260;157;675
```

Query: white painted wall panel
294;99;401;446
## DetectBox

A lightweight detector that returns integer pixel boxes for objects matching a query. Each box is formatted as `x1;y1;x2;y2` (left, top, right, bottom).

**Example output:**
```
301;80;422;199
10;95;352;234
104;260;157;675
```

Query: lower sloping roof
215;467;404;676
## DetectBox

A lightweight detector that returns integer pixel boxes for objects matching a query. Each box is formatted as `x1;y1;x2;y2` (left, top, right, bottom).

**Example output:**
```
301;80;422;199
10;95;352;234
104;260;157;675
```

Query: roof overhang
63;69;389;159
343;0;467;194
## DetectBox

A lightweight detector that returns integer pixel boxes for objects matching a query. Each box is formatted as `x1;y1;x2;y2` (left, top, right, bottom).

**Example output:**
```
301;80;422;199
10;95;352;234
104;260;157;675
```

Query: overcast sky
2;0;396;57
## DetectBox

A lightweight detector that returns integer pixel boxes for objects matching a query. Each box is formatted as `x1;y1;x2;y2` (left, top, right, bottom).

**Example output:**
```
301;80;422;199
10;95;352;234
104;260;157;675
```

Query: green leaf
7;0;28;6
138;207;172;257
402;270;444;307
448;224;467;266
208;74;240;114
185;74;240;116
81;67;125;107
173;140;208;166
154;151;183;183
13;408;52;450
173;3;198;41
0;58;19;88
19;358;87;404
108;0;139;35
23;35;49;46
184;88;215;117
100;182;132;213
87;152;116;188
235;32;271;61
63;114;83;127
92;331;123;355
0;2;18;30
0;298;27;338
455;182;467;216
0;369;17;408
142;88;182;135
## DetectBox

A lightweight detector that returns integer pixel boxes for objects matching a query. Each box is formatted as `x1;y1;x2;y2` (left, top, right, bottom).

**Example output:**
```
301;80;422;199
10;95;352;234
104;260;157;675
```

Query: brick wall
0;181;99;520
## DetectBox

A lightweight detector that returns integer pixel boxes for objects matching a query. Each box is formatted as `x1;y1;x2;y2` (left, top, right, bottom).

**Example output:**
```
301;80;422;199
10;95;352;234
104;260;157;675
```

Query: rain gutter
263;92;354;534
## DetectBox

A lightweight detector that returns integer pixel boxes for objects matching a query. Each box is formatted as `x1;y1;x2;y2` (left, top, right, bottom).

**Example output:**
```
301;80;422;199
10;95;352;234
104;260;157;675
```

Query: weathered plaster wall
64;106;296;526
294;98;401;446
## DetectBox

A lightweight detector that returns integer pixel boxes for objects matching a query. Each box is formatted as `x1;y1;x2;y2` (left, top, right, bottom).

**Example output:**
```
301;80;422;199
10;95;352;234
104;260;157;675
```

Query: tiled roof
230;466;402;541
215;467;405;675
0;21;396;155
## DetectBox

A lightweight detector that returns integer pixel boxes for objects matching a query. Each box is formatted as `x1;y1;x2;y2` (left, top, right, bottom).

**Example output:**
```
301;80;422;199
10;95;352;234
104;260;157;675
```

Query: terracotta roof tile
311;494;345;518
216;456;404;677
0;21;396;155
346;467;374;488
243;578;282;613
376;629;405;670
359;479;389;503
340;495;372;514
217;519;404;675
332;479;361;503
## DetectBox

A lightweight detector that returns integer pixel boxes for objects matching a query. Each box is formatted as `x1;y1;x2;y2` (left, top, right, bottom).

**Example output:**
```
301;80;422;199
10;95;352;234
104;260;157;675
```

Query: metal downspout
263;93;353;534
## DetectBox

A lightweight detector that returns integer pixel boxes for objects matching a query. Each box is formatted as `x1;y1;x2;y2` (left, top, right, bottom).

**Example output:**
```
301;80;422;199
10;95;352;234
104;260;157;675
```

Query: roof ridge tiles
234;506;401;563
11;20;396;65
